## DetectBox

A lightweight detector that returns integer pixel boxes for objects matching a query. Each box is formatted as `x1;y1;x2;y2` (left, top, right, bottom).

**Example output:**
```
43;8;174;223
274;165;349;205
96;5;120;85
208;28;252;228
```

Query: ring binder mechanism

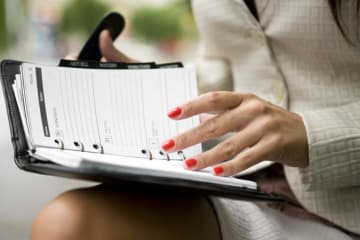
159;150;170;161
141;149;153;160
92;144;104;154
73;141;84;152
177;151;186;160
54;139;64;150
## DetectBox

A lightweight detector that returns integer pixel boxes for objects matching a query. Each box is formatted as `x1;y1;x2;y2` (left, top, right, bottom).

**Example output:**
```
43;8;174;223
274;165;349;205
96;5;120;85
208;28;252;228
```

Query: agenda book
0;59;284;202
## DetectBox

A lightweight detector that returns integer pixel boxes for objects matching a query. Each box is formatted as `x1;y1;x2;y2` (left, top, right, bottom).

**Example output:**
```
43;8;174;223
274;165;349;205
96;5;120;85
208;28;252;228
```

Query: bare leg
31;185;221;240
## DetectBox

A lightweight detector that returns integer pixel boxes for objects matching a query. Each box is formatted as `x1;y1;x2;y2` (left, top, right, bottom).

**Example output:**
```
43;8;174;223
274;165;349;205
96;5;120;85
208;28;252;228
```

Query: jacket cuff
297;105;360;190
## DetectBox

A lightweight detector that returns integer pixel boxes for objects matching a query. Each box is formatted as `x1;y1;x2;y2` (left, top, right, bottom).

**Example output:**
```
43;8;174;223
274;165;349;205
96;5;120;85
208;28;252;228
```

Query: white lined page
19;63;201;160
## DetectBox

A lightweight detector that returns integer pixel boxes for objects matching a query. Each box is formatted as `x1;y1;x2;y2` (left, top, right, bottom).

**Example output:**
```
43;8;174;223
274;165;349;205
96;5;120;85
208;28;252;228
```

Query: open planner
1;59;284;202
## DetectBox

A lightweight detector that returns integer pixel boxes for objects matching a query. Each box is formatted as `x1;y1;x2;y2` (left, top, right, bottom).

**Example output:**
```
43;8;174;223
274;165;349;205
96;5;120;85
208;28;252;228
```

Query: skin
31;185;221;240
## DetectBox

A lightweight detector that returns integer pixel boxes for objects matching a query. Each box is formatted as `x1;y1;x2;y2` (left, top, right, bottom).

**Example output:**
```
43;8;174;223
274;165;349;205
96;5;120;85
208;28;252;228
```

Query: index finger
167;91;243;120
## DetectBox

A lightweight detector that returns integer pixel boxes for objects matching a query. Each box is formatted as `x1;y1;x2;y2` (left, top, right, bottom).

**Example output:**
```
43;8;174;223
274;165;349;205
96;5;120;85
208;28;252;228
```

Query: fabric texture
211;198;355;240
192;0;360;238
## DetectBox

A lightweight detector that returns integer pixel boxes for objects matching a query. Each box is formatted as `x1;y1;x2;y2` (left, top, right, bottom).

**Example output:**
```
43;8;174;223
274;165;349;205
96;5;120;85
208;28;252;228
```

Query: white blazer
193;0;360;235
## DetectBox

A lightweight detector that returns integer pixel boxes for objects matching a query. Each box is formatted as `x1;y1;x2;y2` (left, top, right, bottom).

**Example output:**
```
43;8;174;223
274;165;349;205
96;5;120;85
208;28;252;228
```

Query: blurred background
0;0;198;239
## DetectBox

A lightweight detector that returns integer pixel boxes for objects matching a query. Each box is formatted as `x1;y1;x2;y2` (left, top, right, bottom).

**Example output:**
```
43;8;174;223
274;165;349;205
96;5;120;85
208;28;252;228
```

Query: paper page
12;75;33;148
20;63;201;160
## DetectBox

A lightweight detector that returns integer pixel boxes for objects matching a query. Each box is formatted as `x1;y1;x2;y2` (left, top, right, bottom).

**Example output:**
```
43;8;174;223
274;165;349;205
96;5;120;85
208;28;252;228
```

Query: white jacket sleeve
196;57;233;94
195;44;233;94
298;101;360;190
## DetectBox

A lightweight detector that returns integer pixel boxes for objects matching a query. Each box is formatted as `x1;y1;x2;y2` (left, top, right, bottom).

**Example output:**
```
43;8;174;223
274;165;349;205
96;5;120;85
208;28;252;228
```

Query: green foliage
0;0;28;54
60;0;109;36
131;4;185;43
0;0;7;53
174;0;192;12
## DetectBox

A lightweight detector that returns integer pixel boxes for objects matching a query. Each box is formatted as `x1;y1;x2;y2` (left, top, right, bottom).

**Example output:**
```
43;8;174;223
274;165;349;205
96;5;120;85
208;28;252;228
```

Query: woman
31;1;360;239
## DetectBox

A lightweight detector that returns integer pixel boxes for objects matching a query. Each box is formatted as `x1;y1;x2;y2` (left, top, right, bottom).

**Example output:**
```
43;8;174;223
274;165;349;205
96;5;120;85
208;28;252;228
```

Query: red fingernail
184;158;197;168
213;166;224;175
161;139;175;151
167;107;182;118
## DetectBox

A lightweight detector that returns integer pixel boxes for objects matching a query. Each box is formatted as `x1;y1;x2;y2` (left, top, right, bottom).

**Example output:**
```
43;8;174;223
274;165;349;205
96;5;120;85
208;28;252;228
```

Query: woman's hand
161;91;309;176
65;30;137;63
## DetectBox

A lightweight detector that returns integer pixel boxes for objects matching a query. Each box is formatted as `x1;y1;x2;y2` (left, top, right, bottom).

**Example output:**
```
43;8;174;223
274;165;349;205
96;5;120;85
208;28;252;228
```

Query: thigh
32;184;221;240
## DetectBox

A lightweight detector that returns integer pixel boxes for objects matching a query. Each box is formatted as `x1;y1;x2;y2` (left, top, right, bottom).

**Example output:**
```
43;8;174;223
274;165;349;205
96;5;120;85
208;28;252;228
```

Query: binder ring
141;149;153;160
54;139;64;150
159;150;170;161
92;144;104;154
177;151;185;160
73;141;84;151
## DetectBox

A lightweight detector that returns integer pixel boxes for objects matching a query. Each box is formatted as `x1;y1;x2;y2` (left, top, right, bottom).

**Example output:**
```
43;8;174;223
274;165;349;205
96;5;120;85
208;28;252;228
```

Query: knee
31;188;92;240
31;186;221;240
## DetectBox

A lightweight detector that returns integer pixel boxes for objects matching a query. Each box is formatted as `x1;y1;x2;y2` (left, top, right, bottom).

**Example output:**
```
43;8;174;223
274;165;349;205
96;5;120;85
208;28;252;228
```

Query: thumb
99;30;137;63
64;52;78;60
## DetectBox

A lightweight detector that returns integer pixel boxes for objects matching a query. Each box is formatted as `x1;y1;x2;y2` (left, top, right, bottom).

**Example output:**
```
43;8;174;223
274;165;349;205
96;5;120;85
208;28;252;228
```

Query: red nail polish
167;107;182;118
213;166;224;175
161;139;175;151
184;158;197;168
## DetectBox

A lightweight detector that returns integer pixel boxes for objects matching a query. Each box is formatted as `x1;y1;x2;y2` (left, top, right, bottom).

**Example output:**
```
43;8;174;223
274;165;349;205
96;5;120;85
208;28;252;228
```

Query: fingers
165;108;252;152
210;136;275;176
183;126;262;172
164;91;284;175
163;91;305;175
199;113;216;123
167;92;243;120
64;53;78;60
164;98;259;152
99;30;137;63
